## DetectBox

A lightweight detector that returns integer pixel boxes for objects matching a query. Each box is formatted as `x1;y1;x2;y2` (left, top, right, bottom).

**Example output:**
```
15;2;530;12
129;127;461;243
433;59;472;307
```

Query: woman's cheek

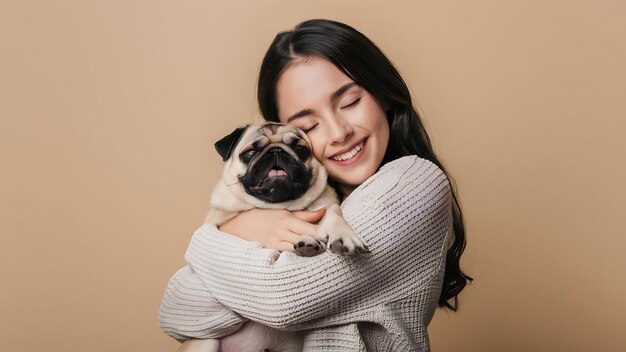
308;134;325;163
314;148;326;165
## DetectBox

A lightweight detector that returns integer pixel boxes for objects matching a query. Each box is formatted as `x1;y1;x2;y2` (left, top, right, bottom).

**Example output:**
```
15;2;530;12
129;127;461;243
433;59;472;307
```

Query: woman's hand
218;208;326;252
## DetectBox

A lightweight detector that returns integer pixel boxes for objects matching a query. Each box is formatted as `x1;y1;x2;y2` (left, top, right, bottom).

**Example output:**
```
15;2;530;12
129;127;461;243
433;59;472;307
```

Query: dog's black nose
268;147;283;154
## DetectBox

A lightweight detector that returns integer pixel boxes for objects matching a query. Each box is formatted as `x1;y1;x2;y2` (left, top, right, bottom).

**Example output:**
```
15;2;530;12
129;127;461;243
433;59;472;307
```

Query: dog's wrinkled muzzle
240;149;312;203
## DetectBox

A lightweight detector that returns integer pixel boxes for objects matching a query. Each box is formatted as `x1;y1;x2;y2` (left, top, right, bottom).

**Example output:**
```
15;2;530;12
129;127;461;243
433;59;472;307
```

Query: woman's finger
287;217;319;237
277;241;296;252
280;229;302;244
292;209;326;223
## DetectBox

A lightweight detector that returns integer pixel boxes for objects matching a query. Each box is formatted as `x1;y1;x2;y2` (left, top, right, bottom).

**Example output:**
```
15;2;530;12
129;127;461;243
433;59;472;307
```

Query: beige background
1;1;625;351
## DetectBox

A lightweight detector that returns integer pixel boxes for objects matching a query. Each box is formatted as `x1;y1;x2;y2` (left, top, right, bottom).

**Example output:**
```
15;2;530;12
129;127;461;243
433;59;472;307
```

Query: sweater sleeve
183;155;452;330
158;266;247;340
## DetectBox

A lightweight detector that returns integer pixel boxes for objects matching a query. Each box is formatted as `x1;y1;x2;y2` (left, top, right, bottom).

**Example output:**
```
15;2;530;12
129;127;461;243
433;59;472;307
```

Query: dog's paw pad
329;236;369;256
294;235;325;257
329;239;344;254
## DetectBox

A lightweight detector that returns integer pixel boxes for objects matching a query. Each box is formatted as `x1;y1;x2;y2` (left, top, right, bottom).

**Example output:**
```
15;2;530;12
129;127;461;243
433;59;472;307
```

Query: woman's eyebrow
286;82;358;122
287;109;313;122
330;82;358;102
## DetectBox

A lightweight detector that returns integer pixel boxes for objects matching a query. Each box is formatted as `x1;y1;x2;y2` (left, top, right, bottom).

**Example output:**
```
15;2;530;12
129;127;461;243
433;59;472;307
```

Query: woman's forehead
276;57;355;119
278;57;351;92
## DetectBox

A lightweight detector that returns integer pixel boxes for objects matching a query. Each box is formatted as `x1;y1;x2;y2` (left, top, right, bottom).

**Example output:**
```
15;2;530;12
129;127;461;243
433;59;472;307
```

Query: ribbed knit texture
159;155;452;351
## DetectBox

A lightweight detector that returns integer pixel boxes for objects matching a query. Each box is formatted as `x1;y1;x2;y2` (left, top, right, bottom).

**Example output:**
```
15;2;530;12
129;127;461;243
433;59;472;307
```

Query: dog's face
215;123;326;205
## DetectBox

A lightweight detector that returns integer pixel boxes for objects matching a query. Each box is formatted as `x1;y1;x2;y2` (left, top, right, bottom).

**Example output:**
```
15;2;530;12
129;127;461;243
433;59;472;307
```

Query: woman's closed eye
301;123;318;133
340;97;362;110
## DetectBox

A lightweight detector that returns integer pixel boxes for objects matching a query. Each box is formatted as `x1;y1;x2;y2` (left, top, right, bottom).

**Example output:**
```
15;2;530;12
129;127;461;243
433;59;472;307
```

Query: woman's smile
329;139;366;165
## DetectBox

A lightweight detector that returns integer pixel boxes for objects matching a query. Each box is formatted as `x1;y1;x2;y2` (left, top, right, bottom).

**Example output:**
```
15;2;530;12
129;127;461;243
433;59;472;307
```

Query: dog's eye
240;149;256;163
293;145;311;161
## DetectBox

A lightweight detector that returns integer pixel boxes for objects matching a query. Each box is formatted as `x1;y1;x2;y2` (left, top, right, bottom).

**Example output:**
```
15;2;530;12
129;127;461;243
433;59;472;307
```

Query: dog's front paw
294;235;327;257
328;234;370;256
318;204;369;256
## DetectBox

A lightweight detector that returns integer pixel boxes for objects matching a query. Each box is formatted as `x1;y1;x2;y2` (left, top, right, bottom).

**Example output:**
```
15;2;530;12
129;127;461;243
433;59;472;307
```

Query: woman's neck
337;183;357;200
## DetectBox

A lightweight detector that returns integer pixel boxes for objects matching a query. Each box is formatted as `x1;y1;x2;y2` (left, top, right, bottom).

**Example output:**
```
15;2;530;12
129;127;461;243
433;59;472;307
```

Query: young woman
160;19;472;351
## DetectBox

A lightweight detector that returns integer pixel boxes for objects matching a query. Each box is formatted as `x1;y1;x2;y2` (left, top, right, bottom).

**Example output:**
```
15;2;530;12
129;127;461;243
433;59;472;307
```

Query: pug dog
204;122;368;257
187;122;368;352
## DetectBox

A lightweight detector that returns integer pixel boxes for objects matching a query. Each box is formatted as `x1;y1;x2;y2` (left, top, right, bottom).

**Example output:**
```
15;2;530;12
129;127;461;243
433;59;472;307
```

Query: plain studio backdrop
1;1;625;351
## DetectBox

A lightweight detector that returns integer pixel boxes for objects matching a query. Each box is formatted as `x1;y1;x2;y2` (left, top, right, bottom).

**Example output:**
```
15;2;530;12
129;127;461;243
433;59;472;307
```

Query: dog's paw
294;235;327;257
328;233;370;256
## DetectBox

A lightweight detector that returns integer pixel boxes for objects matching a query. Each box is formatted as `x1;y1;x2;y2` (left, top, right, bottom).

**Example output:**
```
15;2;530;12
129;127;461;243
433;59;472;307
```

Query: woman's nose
327;115;354;144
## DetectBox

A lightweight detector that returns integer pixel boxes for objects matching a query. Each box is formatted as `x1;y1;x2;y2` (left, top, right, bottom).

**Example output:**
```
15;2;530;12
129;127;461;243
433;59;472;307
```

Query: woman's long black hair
257;19;472;311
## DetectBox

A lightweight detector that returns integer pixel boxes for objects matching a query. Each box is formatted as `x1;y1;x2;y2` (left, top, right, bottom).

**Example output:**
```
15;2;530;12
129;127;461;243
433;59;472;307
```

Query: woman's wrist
218;211;252;240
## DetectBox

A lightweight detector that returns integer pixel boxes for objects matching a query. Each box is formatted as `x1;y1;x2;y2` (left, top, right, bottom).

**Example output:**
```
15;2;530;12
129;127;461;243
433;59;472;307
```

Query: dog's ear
214;125;249;161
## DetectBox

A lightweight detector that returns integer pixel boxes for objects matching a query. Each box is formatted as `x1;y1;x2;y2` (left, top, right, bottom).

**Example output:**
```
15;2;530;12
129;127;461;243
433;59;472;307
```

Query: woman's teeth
331;142;363;161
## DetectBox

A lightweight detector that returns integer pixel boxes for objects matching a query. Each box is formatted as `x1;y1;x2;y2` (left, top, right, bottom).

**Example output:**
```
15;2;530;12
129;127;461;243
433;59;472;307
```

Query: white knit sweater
159;155;452;351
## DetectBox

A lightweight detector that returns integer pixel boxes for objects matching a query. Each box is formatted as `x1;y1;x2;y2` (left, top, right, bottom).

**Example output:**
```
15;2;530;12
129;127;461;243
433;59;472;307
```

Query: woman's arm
158;266;247;340
158;211;327;340
173;155;452;330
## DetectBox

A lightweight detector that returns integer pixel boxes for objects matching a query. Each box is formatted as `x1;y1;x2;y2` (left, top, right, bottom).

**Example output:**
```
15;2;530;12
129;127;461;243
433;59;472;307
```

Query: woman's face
276;56;390;195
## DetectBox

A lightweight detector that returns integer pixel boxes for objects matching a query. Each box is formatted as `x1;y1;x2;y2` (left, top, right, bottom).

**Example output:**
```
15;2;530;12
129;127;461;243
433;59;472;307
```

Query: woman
159;19;472;351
